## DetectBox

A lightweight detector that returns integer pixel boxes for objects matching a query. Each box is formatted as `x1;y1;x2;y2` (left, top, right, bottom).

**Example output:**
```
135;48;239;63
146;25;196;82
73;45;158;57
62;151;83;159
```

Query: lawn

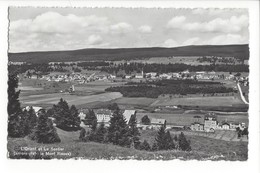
7;128;247;161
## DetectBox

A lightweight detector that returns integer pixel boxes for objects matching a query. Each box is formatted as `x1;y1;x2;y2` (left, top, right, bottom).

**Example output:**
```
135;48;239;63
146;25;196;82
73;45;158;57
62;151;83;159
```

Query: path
237;83;249;105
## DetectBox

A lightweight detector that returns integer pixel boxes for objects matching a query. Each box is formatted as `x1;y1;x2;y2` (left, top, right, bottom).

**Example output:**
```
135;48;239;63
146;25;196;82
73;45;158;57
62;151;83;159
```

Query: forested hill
9;44;249;63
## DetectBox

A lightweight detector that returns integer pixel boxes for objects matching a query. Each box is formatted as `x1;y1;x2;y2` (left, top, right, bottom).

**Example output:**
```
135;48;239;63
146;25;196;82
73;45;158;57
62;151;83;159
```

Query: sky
9;8;249;53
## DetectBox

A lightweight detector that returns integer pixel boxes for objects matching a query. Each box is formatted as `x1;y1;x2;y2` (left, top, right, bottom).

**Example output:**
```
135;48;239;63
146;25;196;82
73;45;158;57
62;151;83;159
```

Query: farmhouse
150;118;166;129
221;122;230;130
95;109;113;126
204;113;218;132
191;122;204;131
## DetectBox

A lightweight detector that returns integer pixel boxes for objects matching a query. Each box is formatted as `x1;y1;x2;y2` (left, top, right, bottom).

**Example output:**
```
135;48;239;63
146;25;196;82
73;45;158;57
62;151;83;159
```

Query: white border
0;1;259;173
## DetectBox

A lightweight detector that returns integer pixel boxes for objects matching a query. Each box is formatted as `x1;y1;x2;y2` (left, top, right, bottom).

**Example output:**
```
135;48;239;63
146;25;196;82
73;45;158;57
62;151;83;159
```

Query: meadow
7;127;247;160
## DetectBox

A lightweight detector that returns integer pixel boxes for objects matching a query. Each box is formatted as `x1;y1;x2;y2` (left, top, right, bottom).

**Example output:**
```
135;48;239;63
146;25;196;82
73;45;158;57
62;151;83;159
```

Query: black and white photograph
4;2;258;164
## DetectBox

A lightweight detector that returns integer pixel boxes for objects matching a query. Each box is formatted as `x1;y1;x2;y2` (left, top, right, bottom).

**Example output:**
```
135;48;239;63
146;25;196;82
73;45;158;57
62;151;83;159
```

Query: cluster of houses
190;113;246;132
78;108;166;130
23;105;246;133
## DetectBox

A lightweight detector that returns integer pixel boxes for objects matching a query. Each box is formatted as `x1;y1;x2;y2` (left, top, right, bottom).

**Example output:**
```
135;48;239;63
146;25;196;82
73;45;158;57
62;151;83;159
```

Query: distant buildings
190;113;247;132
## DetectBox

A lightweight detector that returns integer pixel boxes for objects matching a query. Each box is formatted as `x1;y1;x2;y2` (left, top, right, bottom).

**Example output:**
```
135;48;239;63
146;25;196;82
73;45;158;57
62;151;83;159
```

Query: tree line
105;80;235;98
101;62;249;75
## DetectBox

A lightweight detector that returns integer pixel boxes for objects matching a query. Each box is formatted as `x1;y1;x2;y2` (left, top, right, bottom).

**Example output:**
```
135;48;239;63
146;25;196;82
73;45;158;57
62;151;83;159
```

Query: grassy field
136;112;248;126
7;128;247;160
20;92;122;107
153;96;244;107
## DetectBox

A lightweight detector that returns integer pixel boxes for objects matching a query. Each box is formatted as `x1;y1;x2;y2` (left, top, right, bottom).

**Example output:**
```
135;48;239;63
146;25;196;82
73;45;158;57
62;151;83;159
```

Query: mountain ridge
8;44;249;63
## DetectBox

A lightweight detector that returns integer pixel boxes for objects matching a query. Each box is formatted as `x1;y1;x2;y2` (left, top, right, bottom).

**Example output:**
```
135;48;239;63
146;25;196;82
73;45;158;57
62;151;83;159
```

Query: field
136;112;248;126
20;92;122;108
153;95;244;107
7;128;247;160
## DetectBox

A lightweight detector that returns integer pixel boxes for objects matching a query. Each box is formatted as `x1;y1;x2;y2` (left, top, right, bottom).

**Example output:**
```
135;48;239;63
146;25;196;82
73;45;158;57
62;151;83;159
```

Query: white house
95;109;113;126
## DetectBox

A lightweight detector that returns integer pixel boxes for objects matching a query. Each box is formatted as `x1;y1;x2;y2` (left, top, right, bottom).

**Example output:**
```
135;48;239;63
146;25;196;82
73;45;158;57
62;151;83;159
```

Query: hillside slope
8;44;249;63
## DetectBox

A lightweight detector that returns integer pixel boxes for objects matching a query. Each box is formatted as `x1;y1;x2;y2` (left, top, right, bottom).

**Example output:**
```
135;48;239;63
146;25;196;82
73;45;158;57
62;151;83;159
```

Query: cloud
163;39;179;47
167;16;186;28
88;35;103;45
138;25;152;33
182;37;200;46
110;22;133;35
205;34;248;45
167;15;248;33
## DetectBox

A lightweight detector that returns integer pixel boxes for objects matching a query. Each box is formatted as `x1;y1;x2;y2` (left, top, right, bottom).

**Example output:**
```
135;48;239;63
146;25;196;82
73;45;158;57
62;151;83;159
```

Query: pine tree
8;74;23;137
33;109;61;144
53;98;80;131
165;131;175;150
128;114;140;148
95;122;107;143
140;140;151;151
178;132;191;151
21;107;37;136
70;105;81;129
85;109;97;128
155;126;166;150
107;109;131;147
151;143;159;151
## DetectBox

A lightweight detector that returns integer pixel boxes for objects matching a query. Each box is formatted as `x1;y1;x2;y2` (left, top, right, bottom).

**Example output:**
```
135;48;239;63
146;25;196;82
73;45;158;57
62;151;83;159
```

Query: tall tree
108;103;119;111
33;109;61;144
70;105;81;129
53;98;80;131
178;132;191;151
95;122;107;143
85;109;97;128
8;74;23;137
164;131;175;150
21;107;37;136
128;114;140;148
107;109;131;147
155;126;166;150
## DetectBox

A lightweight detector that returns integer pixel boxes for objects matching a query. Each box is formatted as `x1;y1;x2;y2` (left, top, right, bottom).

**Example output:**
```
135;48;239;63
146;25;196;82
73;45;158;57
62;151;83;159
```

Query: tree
164;131;175;150
140;140;151;151
128;114;140;148
141;115;151;125
52;98;80;131
21;107;37;136
70;105;81;129
178;132;191;151
85;109;97;128
155;126;166;150
151;143;158;151
8;73;23;137
95;122;107;143
108;103;119;111
107;109;131;147
79;128;86;141
32;109;61;144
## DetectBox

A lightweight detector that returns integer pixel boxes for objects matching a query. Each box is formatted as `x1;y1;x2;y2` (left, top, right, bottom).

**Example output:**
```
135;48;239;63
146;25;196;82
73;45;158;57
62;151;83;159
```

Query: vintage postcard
5;3;258;165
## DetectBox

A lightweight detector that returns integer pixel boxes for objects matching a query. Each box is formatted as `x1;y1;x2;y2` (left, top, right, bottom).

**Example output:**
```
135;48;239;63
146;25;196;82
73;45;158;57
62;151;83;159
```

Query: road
237;82;249;105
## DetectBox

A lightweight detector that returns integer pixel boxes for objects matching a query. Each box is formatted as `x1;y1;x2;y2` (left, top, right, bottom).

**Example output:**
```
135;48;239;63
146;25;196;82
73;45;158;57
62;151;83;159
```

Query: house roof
95;109;113;115
123;110;136;124
151;118;166;125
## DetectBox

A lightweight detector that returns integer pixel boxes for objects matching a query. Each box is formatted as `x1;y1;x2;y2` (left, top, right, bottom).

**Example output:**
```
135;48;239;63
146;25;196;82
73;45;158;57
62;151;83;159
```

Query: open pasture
153;95;244;107
20;92;122;106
